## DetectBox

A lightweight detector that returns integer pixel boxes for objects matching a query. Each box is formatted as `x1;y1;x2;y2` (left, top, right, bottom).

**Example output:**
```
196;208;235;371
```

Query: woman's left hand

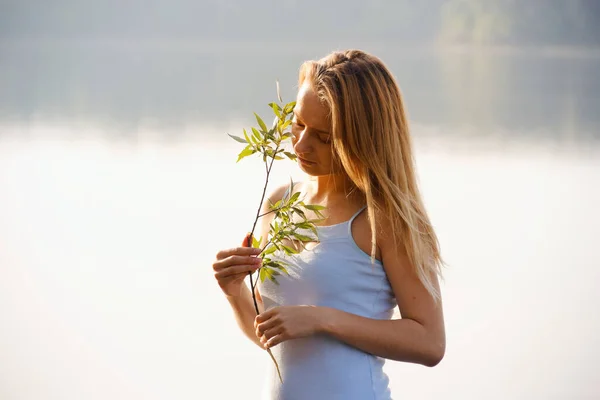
254;305;325;349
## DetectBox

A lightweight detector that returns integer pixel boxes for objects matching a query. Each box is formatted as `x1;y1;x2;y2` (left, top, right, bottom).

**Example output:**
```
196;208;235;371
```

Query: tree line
1;0;599;46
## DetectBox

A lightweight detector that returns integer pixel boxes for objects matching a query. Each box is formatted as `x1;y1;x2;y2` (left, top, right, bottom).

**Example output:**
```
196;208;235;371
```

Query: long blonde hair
299;50;444;302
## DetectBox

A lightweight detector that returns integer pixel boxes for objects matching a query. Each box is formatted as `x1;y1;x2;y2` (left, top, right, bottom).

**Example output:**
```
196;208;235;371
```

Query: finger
258;325;283;343
265;333;286;349
242;233;252;248
218;273;248;287
255;307;278;325
215;246;261;261
213;254;262;271
215;263;261;279
255;318;280;337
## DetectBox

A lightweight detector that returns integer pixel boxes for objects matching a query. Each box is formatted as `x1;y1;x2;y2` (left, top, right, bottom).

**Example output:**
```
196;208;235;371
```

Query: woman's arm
226;284;265;349
319;234;446;367
318;305;444;367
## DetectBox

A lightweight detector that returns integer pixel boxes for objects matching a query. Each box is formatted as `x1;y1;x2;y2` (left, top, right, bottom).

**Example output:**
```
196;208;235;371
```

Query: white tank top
258;204;398;399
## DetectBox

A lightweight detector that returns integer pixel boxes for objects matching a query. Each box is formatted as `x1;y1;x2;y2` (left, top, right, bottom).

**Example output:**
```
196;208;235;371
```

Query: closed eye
318;133;331;144
292;117;330;143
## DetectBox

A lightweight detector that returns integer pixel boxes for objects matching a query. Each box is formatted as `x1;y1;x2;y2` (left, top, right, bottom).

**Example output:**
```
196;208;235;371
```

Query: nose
292;128;313;155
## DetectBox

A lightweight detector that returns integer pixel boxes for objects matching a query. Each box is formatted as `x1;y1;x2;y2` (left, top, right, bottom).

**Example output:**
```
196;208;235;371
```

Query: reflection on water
0;130;599;399
1;40;599;399
1;41;599;145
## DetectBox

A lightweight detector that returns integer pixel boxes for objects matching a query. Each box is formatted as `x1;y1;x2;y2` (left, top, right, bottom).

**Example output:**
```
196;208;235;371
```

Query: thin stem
258;206;285;219
247;142;280;315
260;239;273;254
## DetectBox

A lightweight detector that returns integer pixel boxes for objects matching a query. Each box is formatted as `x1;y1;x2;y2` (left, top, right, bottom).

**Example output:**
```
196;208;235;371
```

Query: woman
212;49;446;399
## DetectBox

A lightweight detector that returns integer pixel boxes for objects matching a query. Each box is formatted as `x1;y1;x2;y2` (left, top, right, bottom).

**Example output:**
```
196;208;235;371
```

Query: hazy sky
2;1;599;45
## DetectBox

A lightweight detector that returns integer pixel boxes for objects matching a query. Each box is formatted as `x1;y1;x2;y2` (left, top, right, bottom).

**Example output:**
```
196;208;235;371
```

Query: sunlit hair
299;49;444;302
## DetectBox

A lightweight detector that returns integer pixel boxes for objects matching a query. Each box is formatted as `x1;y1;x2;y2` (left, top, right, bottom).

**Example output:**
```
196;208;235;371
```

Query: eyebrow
293;111;330;135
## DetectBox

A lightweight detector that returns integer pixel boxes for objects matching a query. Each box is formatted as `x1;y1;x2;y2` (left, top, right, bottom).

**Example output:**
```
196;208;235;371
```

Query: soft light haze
1;1;599;398
1;128;598;399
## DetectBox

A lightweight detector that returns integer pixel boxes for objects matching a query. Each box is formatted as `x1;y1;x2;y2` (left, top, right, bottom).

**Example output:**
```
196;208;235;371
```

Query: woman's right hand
212;234;262;297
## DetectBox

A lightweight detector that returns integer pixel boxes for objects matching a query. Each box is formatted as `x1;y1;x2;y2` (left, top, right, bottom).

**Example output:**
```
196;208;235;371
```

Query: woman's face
291;83;338;176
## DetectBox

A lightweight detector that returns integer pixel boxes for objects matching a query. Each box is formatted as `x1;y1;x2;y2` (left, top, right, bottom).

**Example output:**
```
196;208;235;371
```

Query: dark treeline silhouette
1;0;599;46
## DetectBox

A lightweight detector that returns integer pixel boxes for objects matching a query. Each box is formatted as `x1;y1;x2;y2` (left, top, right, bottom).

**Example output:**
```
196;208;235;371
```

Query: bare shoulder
267;183;290;207
372;211;399;256
351;205;399;262
376;210;445;351
261;182;292;215
374;211;415;278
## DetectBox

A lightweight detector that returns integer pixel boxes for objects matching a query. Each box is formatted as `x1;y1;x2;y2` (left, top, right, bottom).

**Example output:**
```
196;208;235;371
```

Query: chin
299;165;318;175
297;160;335;177
302;169;331;177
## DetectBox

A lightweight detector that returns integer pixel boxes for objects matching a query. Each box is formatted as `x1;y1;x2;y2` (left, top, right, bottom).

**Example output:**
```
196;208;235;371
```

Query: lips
298;156;315;165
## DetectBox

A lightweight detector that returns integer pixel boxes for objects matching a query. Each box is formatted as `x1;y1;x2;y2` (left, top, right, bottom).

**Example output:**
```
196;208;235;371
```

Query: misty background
1;1;599;399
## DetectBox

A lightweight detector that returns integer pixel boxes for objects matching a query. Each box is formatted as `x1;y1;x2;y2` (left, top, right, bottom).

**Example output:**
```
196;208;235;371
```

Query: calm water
1;43;599;399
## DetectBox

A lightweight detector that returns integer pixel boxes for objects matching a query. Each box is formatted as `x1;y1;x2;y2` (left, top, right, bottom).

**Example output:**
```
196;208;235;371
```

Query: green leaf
263;267;279;285
270;199;282;210
268;102;282;112
305;204;326;211
263;245;277;255
288;178;295;198
276;80;283;103
251;127;262;142
259;267;266;282
269;102;282;118
283;101;296;115
266;128;277;141
228;133;247;144
281;120;292;130
292;207;306;219
272;260;290;275
281;245;298;255
293;233;314;242
296;221;318;237
243;128;251;143
289;191;301;204
255;113;268;133
283;151;297;160
236;147;255;163
252;235;261;249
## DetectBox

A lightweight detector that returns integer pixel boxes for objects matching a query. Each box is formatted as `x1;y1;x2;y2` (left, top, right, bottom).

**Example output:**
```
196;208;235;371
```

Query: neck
306;172;361;204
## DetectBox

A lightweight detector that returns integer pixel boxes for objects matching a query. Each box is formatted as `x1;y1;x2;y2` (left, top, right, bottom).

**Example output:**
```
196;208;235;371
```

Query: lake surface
1;42;599;399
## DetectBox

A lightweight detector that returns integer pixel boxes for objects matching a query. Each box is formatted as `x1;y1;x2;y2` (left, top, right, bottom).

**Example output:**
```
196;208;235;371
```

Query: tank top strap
346;205;367;232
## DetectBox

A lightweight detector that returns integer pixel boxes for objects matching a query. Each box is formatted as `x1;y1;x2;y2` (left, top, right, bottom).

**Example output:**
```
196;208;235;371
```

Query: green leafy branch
256;180;326;285
227;83;326;383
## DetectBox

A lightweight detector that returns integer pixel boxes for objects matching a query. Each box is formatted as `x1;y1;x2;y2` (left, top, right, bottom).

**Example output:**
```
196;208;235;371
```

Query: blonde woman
212;50;446;399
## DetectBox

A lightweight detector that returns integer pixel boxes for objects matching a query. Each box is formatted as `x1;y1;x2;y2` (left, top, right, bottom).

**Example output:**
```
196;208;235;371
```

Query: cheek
329;150;344;172
318;148;339;171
